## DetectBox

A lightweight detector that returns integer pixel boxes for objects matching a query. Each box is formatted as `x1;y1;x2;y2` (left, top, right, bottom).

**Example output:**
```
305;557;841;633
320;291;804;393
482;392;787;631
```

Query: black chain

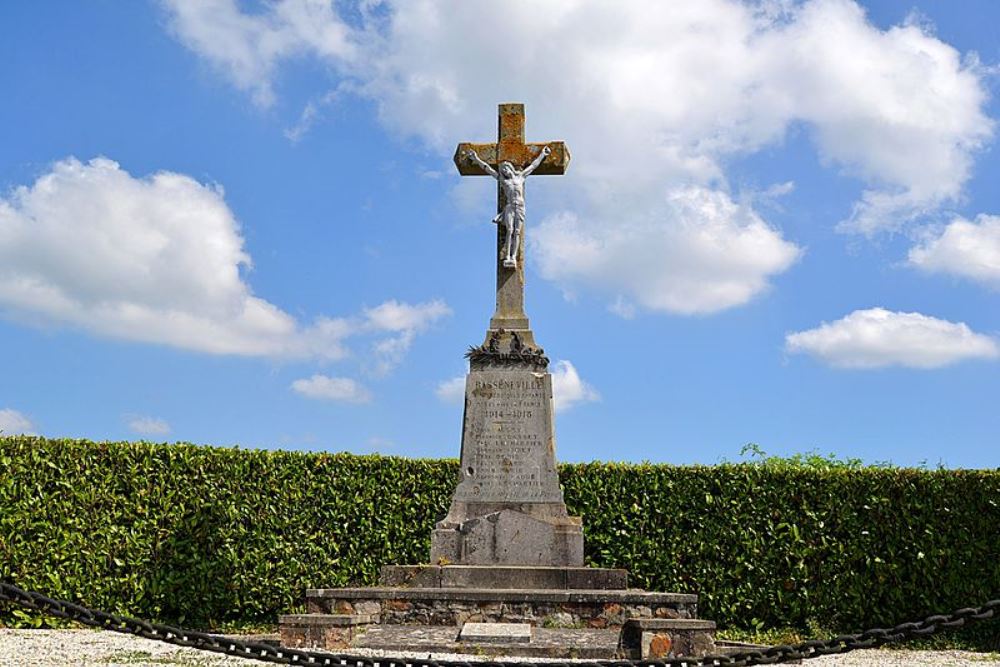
1;581;997;666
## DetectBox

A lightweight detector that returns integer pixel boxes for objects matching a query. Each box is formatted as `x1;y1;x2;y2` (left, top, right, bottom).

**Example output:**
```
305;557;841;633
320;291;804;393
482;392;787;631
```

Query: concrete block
620;618;717;659
459;622;532;643
460;510;584;566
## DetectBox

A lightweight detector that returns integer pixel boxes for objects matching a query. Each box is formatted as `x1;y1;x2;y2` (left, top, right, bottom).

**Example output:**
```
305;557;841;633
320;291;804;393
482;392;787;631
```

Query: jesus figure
466;145;551;268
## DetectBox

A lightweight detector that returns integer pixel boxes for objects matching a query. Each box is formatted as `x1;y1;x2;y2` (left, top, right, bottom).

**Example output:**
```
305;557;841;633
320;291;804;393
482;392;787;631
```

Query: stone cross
432;104;582;568
454;103;570;333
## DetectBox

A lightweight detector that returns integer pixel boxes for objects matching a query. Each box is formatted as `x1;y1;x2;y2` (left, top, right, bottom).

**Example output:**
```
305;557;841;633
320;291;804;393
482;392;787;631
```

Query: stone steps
280;616;729;660
282;564;709;657
353;625;620;659
305;586;698;628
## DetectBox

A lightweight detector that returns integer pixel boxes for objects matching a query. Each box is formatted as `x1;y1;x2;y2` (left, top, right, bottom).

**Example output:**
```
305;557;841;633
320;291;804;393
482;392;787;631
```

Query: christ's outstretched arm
520;145;552;177
465;150;498;179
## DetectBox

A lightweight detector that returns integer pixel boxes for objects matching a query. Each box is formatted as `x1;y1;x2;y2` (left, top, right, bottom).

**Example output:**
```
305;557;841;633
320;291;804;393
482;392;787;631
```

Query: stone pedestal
277;326;727;659
431;339;583;566
277;331;724;659
304;585;699;627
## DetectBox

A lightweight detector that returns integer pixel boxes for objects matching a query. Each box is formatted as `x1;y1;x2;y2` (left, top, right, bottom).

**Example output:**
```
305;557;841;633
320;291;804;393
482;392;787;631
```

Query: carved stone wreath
465;329;549;370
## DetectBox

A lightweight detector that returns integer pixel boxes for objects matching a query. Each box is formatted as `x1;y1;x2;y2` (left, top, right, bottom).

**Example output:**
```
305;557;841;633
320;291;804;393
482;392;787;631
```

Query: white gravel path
0;630;997;666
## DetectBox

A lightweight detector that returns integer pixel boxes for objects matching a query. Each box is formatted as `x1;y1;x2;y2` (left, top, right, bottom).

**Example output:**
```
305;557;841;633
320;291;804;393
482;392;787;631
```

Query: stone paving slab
354;625;621;658
459;622;531;643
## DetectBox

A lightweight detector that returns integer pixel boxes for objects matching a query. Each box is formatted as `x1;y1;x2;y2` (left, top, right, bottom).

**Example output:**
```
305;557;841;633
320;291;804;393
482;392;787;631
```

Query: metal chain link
1;581;997;666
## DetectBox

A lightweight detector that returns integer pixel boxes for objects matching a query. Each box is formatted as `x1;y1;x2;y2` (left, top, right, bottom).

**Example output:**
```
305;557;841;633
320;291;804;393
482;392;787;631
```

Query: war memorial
0;104;995;666
278;104;723;660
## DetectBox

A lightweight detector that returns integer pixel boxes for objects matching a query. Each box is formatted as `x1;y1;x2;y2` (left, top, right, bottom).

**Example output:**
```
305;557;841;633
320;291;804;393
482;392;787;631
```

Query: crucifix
454;103;570;335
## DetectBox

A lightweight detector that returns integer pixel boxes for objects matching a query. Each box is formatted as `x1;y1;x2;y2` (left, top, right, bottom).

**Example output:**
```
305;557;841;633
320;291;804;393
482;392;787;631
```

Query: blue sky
1;0;998;468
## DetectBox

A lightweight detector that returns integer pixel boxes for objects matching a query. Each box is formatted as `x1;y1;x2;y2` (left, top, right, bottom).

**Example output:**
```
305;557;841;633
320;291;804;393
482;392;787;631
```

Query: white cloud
534;188;802;315
363;0;991;238
607;297;637;320
785;307;999;369
291;374;373;403
777;4;992;234
163;0;356;107
364;299;451;332
126;415;171;436
0;408;35;435
285;100;321;142
551;360;600;411
0;157;445;367
284;89;342;142
908;214;1000;289
363;299;451;375
163;0;992;311
0;157;346;358
435;375;465;404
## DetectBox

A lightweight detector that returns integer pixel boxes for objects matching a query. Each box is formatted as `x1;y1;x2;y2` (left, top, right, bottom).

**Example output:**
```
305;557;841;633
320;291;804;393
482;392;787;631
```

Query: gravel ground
1;630;998;667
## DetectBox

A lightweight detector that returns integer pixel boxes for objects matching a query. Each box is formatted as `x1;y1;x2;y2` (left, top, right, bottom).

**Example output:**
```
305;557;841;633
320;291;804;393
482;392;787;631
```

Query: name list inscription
457;370;563;503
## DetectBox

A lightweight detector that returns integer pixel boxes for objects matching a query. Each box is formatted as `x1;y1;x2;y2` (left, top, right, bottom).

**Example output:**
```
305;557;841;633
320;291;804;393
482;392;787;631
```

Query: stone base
278;613;373;650
620;618;717;659
431;508;584;567
380;564;628;590
430;362;585;568
305;587;697;628
280;571;718;658
278;610;725;659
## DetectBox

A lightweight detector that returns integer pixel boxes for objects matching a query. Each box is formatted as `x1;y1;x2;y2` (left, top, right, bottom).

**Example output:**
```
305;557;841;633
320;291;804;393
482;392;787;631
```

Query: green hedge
1;436;998;645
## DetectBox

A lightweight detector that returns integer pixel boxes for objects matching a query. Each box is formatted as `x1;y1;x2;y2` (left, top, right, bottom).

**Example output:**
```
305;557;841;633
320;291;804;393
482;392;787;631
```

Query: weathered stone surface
625;618;717;630
304;587;697;630
432;367;584;567
453;103;570;330
454;142;569;177
380;565;627;590
544;612;576;628
566;567;629;590
620;618;718;659
648;632;673;657
278;614;374;626
464;509;583;566
715;640;777;657
459;622;532;643
278;614;374;650
353;600;381;617
428;529;460;565
308;587;697;605
380;565;443;588
355;625;619;659
452;370;563;504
